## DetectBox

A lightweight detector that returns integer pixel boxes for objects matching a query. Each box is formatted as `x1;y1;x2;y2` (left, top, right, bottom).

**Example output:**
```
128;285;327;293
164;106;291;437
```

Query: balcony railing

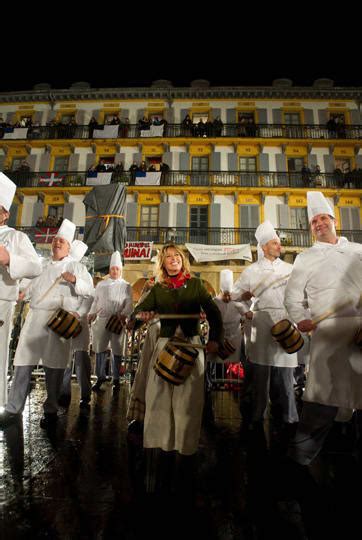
1;123;362;141
8;169;362;190
17;226;361;248
126;227;362;247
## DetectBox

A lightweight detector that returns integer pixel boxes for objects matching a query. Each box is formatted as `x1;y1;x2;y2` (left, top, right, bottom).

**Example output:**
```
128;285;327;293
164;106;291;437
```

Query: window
190;206;208;243
290;207;308;230
191;156;209;186
239;157;257;186
239;157;256;171
60;114;75;124
238;111;255;122
11;157;26;171
48;205;64;220
339;207;360;230
284;113;300;125
54;156;69;172
335;158;351;173
140;205;159;241
287;157;304;172
192;112;209;123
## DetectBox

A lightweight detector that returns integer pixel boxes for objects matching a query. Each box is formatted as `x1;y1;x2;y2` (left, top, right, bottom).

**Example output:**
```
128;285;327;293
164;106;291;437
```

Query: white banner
140;125;164;137
86;172;113;186
4;127;28;139
135;171;161;185
124;241;153;260
92;125;119;139
185;243;252;262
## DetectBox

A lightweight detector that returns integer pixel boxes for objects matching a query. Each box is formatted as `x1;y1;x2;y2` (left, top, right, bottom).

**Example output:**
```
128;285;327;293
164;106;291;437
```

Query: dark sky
2;19;361;92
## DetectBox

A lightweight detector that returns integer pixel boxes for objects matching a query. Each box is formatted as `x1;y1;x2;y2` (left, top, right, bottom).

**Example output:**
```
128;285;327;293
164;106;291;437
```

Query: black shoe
58;394;71;408
79;399;91;410
92;380;105;392
0;411;22;428
40;413;58;429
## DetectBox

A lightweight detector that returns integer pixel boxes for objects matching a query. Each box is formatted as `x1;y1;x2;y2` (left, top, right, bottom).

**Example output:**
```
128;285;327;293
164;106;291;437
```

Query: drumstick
311;297;356;326
135;313;200;320
37;276;63;304
252;273;291;296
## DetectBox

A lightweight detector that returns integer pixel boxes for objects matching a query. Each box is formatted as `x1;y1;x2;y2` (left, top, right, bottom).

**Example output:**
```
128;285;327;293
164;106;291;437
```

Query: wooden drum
106;315;123;335
47;308;82;340
155;337;199;385
218;339;236;360
271;319;304;354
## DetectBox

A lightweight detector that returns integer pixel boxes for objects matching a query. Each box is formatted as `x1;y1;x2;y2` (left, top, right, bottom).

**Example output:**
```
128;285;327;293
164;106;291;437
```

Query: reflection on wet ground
0;379;361;539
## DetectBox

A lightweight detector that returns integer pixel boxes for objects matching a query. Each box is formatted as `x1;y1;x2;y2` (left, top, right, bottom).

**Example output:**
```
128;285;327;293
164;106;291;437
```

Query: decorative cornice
1;85;362;104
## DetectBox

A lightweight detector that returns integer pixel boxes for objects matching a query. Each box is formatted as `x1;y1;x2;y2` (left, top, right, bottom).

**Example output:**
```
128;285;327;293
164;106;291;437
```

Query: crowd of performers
0;170;361;502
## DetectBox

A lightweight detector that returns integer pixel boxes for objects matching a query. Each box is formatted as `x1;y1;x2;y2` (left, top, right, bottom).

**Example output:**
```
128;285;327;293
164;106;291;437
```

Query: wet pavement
0;379;361;539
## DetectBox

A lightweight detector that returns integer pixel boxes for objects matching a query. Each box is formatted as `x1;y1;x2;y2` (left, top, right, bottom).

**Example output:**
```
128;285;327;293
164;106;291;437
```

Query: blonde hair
155;244;190;284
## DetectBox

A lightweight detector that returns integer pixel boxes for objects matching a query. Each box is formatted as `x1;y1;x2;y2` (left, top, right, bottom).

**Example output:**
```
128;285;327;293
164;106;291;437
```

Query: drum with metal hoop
47;308;82;340
155;337;199;385
106;314;123;335
271;319;304;354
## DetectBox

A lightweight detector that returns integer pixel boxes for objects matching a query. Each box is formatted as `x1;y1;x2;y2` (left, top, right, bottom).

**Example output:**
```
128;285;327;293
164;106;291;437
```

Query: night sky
2;17;360;93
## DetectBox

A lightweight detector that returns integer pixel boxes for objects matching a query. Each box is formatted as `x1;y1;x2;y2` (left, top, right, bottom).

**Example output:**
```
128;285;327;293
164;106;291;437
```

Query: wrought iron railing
1;123;362;140
17;226;361;248
7;170;362;189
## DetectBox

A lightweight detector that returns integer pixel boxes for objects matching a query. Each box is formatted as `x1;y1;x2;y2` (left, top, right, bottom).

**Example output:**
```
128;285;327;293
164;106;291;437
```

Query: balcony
17;226;361;249
1;123;362;141
8;170;361;190
126;227;361;247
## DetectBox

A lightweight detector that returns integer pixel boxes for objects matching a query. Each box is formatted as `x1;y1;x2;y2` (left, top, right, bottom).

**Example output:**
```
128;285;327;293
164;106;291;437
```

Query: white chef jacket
89;277;133;355
285;237;362;408
0;225;42;405
232;257;297;368
14;256;94;369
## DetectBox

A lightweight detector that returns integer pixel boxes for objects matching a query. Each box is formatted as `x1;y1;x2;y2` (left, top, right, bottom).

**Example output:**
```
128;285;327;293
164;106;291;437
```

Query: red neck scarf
163;271;191;289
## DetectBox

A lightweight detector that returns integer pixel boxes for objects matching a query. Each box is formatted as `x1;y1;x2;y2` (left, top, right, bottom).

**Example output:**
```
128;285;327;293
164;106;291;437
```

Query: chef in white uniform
59;240;94;410
0;219;93;428
208;269;248;364
232;220;298;430
285;191;362;466
0;173;42;409
88;251;133;390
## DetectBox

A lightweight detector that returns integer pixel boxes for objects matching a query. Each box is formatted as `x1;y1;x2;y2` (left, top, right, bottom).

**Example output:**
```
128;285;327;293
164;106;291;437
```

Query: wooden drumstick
311;297;356;326
135;313;200;320
37;276;63;304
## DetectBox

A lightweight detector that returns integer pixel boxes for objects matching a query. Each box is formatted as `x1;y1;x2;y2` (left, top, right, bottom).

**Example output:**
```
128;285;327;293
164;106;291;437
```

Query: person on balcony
0;173;42;412
301;164;312;187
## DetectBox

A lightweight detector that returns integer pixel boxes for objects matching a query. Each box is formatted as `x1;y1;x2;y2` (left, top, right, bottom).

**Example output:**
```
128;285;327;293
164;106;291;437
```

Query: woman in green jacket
132;243;223;457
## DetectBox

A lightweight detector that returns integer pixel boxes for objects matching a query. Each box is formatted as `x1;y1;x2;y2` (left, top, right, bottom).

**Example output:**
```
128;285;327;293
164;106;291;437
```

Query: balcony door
191;156;208;186
190;206;208;244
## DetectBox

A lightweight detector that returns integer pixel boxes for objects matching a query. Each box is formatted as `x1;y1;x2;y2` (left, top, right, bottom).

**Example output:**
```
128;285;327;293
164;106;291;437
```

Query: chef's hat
307;191;335;222
56;218;76;244
110;250;122;268
0;172;16;212
220;269;233;292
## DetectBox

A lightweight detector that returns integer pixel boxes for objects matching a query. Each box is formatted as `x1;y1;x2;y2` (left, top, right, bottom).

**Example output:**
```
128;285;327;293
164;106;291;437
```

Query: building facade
0;78;361;291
